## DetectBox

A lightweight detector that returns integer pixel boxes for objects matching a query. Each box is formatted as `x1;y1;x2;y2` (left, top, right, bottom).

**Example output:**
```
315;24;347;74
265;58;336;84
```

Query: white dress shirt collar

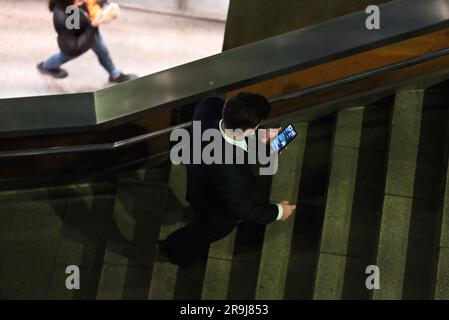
219;119;248;152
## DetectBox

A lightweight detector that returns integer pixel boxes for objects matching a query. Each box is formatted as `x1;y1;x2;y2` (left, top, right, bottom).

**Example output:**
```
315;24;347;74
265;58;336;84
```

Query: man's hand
280;200;296;221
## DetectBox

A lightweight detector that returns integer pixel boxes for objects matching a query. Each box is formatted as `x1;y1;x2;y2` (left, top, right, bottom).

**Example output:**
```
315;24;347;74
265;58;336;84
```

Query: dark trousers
165;211;237;263
42;33;120;78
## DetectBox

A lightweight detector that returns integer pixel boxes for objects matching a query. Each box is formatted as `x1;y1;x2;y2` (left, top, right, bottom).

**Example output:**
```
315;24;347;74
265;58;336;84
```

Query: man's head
222;92;271;138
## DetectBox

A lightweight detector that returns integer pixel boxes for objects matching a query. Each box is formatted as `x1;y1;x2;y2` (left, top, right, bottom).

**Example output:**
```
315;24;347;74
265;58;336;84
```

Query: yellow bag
84;0;102;21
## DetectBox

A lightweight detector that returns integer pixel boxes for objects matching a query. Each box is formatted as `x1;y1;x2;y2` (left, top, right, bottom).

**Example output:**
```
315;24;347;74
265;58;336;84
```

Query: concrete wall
223;0;391;50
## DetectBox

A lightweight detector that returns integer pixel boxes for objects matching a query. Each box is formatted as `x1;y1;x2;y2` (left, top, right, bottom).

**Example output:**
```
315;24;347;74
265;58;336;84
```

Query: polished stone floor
0;0;226;99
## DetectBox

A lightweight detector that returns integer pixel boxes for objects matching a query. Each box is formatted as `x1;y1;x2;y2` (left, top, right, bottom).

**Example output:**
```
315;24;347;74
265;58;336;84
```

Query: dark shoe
155;239;195;268
37;62;68;79
109;73;137;83
154;240;171;263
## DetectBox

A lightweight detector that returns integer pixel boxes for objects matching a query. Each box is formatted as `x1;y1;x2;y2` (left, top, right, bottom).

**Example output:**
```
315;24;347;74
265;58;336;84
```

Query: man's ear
243;128;255;137
246;124;261;136
242;123;262;137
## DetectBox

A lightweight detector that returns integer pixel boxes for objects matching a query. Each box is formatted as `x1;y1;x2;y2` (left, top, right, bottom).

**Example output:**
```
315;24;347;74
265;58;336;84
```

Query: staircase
1;81;449;300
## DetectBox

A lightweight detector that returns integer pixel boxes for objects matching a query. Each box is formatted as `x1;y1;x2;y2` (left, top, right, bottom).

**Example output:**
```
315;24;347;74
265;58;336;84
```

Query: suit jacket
185;97;278;227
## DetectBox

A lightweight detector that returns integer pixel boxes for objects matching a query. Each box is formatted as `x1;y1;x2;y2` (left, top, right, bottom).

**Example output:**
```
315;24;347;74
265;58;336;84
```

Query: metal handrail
270;46;449;104
0;122;191;158
1;46;449;159
2;0;449;136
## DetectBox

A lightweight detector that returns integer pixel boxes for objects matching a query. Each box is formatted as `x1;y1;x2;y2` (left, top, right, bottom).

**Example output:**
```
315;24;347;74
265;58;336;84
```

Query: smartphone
270;124;298;153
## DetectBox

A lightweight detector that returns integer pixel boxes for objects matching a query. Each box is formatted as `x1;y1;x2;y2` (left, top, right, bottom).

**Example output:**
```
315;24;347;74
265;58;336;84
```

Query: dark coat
185;97;278;228
52;3;103;56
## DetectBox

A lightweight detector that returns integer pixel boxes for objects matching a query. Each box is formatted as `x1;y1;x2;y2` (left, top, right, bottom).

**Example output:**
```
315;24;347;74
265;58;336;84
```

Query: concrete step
0;182;117;299
0;191;16;269
373;89;424;300
117;154;171;185
201;230;237;300
201;174;269;300
148;164;191;300
96;180;168;299
384;90;424;198
0;187;72;299
435;248;449;299
283;115;335;299
314;106;364;300
255;122;308;300
399;91;449;299
435;156;449;299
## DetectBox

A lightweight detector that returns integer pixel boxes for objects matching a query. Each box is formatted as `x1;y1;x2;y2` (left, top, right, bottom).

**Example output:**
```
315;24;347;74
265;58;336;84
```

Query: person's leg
163;218;236;265
42;51;75;70
91;33;121;78
38;51;74;78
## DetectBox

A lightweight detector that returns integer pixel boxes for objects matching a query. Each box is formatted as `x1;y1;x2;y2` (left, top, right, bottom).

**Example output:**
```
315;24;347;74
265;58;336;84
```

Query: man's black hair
222;92;271;131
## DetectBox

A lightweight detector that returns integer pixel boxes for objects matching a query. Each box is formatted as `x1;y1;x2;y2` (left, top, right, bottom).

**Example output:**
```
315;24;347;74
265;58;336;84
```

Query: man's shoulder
193;97;225;123
201;96;225;107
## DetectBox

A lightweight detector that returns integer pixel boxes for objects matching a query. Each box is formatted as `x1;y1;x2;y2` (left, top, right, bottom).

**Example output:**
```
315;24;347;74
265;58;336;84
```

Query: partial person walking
157;93;297;267
38;0;136;83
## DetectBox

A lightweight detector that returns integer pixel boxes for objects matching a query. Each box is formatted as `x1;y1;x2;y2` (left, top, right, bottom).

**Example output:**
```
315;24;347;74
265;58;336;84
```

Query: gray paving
0;0;225;99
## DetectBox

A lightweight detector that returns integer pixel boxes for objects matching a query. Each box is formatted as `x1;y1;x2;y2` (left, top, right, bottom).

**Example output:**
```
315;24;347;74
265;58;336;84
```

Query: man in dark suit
158;92;296;266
